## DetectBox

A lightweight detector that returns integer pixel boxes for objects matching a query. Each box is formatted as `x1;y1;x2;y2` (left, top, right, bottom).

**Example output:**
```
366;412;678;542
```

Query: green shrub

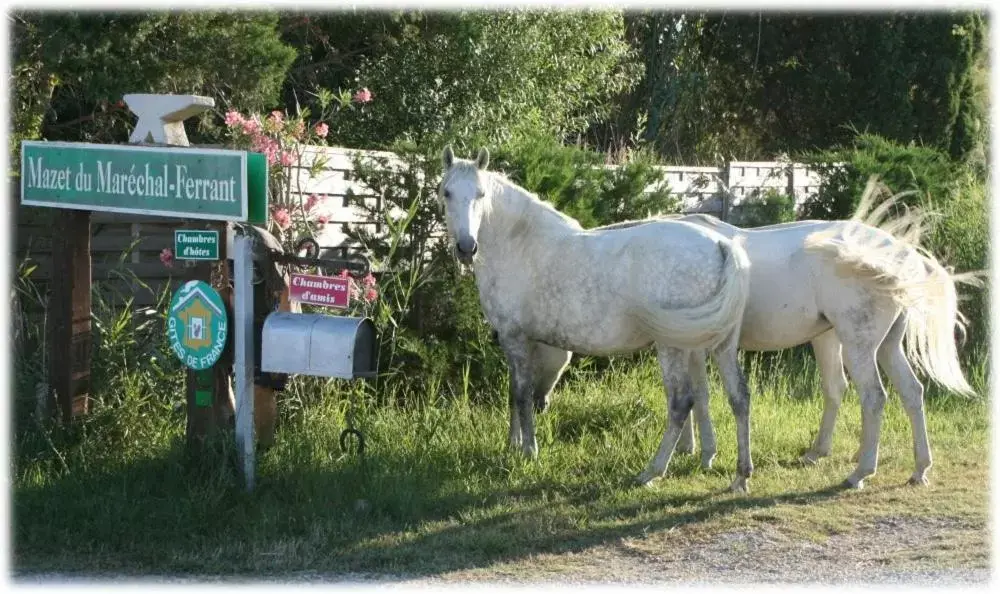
800;132;959;221
490;134;680;228
733;188;797;228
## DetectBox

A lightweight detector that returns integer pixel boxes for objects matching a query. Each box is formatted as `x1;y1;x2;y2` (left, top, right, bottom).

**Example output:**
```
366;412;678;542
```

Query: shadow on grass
12;426;854;579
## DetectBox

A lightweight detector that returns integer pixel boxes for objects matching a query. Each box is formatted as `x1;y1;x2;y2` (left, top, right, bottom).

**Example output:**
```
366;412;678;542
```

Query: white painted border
173;229;221;261
19;140;250;222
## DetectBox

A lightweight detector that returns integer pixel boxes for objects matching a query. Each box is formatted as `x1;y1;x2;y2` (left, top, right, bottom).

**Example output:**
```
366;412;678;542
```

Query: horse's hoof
907;474;929;487
728;477;750;493
700;455;716;470
841;477;864;490
800;450;824;465
634;472;658;487
675;442;695;455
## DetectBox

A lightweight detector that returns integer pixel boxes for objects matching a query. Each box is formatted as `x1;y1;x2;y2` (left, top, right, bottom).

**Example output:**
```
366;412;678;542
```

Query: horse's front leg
507;383;521;450
500;335;538;458
531;342;572;413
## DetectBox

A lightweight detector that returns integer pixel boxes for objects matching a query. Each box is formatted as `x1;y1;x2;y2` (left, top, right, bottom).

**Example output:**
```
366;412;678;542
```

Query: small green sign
195;389;213;407
167;280;228;370
20;140;266;222
247;151;268;225
175;230;220;261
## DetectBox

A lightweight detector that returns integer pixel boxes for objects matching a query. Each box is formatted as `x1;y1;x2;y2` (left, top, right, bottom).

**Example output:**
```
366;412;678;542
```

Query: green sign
175;230;220;261
167;280;228;370
20;140;268;223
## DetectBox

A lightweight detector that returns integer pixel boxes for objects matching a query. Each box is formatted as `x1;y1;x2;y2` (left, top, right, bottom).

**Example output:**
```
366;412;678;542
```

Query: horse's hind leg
712;337;754;493
686;349;716;469
531;342;572;413
677;415;696;455
877;313;932;486
636;346;695;486
802;330;849;464
838;316;893;489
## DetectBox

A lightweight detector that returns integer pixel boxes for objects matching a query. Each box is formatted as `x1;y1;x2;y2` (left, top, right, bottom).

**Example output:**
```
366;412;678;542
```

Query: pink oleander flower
305;194;320;211
279;151;296;167
224;110;244;127
349;281;361;300
315;214;329;226
363;287;378;303
159;248;174;268
361;273;376;288
338;269;350;279
251;134;280;164
241;116;261;136
314;122;329;138
270;110;284;124
352;87;373;104
271;207;292;230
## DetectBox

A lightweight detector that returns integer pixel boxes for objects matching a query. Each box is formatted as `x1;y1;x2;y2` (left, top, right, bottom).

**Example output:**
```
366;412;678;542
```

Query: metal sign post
232;231;256;491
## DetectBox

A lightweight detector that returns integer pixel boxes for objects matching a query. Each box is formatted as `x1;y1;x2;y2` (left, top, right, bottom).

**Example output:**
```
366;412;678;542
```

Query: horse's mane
472;166;583;234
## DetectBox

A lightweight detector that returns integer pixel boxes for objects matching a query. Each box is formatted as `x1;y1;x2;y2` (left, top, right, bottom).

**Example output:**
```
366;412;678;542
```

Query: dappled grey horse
437;146;757;492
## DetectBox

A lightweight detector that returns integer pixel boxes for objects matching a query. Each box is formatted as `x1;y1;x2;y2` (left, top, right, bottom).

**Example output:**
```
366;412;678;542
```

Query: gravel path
13;516;991;587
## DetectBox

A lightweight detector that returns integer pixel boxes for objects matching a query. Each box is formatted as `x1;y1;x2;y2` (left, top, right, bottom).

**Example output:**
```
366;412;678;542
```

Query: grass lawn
11;351;991;578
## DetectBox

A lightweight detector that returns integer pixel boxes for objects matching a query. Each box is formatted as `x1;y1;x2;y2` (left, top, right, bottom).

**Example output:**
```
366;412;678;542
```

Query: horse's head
438;145;491;265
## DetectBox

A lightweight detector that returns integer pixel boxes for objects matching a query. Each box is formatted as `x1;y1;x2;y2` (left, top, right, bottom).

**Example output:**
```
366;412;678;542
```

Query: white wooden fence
281;146;828;253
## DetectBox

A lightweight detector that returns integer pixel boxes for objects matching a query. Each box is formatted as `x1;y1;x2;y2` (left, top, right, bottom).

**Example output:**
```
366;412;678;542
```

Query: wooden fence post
45;209;92;424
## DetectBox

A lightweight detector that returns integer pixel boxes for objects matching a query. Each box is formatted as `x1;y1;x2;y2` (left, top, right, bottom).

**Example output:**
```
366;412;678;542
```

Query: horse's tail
803;218;981;397
636;234;752;350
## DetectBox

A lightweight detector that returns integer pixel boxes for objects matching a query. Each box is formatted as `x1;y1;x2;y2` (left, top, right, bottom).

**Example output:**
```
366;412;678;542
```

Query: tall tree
278;10;642;150
610;11;988;164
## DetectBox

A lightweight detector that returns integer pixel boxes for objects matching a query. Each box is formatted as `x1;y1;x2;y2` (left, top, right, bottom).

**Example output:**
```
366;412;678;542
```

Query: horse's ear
475;147;490;170
442;145;455;169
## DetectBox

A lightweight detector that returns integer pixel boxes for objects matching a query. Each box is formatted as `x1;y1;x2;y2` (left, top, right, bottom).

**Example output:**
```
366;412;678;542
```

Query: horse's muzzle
455;240;478;264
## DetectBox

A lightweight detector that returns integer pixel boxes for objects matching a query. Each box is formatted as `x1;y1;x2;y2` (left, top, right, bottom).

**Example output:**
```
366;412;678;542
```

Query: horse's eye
443;189;451;200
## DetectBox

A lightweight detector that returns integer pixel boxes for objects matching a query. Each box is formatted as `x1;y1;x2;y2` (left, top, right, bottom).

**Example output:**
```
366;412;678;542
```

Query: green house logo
167;280;228;370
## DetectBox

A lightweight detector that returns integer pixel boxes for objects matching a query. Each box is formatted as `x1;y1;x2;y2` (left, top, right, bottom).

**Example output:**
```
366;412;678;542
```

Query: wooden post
182;220;234;445
121;93;229;447
45;209;92;424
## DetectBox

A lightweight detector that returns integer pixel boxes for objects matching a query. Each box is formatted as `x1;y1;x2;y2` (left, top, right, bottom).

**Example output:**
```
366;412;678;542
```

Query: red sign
288;273;349;309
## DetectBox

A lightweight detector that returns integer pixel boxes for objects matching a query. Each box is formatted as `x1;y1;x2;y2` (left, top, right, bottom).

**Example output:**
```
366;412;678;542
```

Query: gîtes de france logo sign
167;280;228;370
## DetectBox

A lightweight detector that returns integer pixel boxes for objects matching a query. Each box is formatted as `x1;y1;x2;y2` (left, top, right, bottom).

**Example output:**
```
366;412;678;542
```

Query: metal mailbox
260;312;377;379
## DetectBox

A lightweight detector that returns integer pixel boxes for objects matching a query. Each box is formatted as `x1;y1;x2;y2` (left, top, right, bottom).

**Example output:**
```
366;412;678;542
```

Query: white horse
438;146;758;491
541;181;981;489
